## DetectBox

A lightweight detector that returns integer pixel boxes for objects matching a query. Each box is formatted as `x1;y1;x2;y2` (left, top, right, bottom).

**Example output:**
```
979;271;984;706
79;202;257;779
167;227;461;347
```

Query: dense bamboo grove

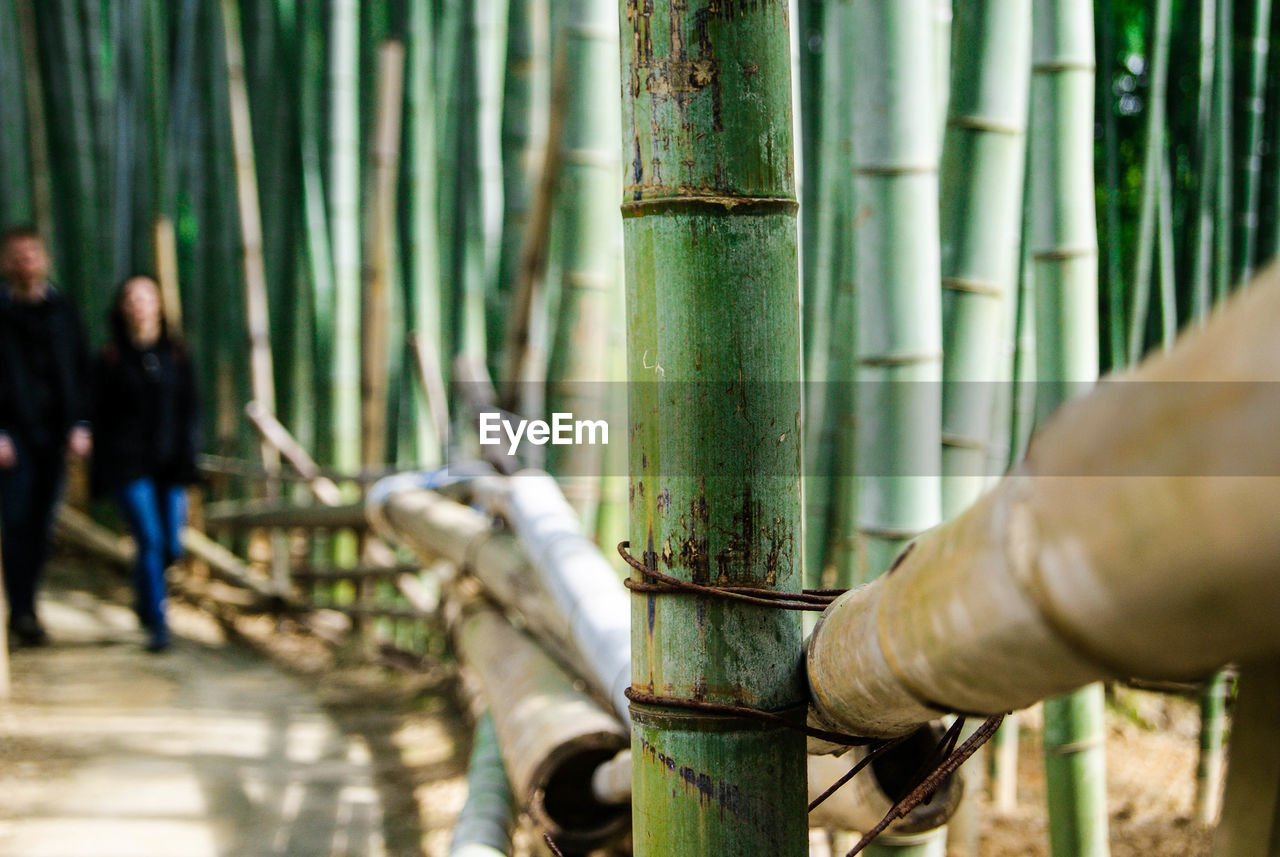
4;0;1280;855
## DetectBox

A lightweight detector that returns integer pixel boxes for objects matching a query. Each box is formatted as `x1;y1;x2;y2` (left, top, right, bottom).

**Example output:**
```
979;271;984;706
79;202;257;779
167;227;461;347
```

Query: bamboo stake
244;401;343;505
1212;662;1279;857
407;332;451;447
1197;670;1231;825
449;712;517;857
361;40;406;470
807;268;1280;735
0;564;8;700
622;1;807;853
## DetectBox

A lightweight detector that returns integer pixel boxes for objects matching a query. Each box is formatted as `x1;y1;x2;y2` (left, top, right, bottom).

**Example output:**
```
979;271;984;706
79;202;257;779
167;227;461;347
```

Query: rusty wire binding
618;540;1007;857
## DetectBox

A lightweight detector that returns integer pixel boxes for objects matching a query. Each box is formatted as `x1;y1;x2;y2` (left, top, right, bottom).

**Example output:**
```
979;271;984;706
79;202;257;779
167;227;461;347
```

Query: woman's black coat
91;338;200;493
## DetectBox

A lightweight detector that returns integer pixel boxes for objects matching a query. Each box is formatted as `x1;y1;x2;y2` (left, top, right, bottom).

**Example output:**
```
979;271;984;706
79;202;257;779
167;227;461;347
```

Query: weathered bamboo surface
370;483;601;707
449;588;629;852
204;499;367;530
808;270;1280;737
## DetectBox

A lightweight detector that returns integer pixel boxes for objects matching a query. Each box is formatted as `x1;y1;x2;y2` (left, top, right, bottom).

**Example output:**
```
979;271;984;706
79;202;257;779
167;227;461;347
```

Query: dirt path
0;557;399;857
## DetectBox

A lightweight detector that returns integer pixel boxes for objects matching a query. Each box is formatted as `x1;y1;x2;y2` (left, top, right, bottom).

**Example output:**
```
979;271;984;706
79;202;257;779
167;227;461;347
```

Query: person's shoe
9;614;48;647
145;629;171;653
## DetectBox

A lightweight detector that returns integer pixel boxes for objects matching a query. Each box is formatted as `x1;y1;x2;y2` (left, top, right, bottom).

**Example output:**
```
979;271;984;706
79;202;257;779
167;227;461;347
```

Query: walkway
0;560;388;857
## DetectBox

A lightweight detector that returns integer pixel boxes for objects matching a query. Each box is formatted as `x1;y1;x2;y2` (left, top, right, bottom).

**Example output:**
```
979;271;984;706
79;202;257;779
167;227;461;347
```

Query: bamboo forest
2;1;1280;857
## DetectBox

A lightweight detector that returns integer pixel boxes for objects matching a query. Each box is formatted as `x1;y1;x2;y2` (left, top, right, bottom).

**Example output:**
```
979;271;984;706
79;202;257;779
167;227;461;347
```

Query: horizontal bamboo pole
289;562;423;582
204;500;367;531
475;472;629;720
449;586;629;852
372;478;964;830
54;507;283;605
369;482;599;704
245;401;344;505
808;270;1280;738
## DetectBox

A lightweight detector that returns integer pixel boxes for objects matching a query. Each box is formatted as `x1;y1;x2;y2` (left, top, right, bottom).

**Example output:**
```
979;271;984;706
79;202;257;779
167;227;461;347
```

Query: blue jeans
114;478;186;645
0;439;64;629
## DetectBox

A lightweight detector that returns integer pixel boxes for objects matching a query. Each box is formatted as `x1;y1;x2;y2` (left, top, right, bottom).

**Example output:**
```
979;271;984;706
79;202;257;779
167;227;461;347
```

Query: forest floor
0;550;1218;857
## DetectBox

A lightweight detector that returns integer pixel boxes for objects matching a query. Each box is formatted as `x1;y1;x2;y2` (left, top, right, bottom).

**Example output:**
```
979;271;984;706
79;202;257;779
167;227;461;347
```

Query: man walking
0;226;92;645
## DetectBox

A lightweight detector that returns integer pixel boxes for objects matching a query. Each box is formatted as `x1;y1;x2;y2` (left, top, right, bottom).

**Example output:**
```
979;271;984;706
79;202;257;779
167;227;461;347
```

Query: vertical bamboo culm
1030;3;1110;857
849;1;945;853
622;1;807;854
329;0;362;471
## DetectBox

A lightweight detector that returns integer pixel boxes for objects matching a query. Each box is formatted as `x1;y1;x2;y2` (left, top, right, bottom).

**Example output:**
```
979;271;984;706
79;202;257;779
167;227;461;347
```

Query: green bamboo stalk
490;0;547;385
404;0;444;465
939;0;1030;520
935;0;952;145
1197;670;1231;826
849;2;944;854
1030;3;1109;855
476;0;509;372
0;0;33;227
805;0;852;590
938;6;1030;852
81;0;118;277
1127;0;1172;365
329;0;362;471
1212;663;1277;857
447;0;487;371
52;0;103;318
298;0;334;460
11;0;51;238
623;2;806;854
1191;0;1218;324
434;0;464;371
448;713;517;857
544;0;619;527
850;0;942;583
361;40;405;469
1156;152;1177;350
1214;0;1234;303
1239;0;1271;282
1094;0;1125;370
798;0;825;370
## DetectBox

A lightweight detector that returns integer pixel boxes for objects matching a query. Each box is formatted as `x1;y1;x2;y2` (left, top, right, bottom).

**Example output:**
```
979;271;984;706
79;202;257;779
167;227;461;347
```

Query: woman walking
92;276;200;652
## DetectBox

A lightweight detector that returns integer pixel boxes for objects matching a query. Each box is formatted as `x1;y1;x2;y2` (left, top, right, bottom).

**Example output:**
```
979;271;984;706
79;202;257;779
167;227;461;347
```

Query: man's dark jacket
0;286;91;450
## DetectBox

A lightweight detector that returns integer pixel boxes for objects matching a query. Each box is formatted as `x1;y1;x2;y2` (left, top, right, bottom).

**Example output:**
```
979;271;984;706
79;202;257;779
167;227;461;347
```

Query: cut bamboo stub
449;590;629;852
808;269;1280;738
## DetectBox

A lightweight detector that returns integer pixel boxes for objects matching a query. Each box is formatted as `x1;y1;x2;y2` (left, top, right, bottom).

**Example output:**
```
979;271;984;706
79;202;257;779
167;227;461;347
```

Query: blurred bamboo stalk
361;40;406;470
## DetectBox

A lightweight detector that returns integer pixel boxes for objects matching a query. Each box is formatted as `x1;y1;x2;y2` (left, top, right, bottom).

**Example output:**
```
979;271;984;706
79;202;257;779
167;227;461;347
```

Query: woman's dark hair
108;275;171;347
